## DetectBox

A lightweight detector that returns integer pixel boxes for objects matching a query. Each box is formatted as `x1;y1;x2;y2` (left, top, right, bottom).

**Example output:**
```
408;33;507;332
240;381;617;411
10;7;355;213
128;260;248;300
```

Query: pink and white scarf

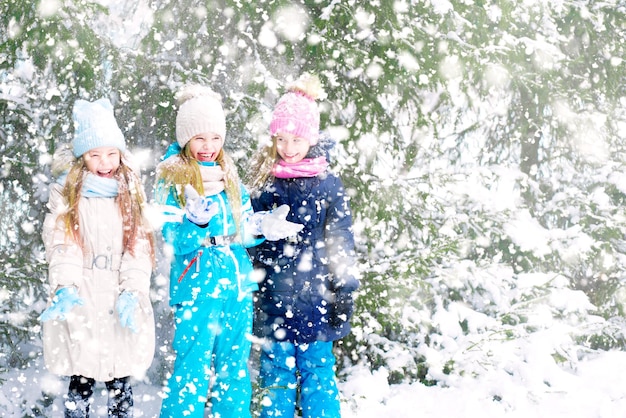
271;156;329;179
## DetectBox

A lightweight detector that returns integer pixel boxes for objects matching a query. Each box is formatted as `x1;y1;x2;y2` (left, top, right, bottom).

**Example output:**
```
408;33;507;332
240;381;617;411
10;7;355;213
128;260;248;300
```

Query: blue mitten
117;291;139;333
39;287;84;322
260;205;304;241
184;184;219;225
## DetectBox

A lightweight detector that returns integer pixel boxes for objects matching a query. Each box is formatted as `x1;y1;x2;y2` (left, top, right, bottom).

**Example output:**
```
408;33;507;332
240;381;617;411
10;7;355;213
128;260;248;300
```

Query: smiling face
275;132;311;164
83;146;121;178
188;132;223;162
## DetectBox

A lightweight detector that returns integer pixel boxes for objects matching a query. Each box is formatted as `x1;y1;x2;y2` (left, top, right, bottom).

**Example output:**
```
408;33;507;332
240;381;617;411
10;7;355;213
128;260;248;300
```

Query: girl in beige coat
40;99;155;418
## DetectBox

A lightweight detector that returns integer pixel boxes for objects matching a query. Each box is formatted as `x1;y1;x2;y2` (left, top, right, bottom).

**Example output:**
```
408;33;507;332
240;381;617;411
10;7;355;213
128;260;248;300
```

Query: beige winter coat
42;182;155;382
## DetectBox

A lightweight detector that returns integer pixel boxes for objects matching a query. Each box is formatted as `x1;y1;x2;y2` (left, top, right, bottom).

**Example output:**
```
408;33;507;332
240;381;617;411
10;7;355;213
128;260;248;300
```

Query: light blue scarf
56;172;119;198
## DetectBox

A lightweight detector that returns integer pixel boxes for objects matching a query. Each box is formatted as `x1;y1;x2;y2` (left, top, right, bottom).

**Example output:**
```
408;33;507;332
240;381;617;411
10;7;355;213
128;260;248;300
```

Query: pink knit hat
269;74;324;146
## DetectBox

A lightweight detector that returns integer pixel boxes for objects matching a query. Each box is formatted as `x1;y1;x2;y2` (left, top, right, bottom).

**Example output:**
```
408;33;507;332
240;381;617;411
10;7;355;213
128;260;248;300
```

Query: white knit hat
72;98;126;157
175;85;226;148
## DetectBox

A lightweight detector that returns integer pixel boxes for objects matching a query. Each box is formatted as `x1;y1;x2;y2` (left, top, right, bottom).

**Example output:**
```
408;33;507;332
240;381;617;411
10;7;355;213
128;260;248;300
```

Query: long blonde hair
60;156;155;263
246;137;279;194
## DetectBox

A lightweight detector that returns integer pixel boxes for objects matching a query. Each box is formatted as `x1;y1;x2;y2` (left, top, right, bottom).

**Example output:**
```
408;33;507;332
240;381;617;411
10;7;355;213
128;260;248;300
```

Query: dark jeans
65;375;133;418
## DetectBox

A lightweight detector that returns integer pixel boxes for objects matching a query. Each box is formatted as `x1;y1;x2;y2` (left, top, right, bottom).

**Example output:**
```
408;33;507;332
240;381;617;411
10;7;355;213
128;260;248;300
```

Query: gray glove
330;292;354;327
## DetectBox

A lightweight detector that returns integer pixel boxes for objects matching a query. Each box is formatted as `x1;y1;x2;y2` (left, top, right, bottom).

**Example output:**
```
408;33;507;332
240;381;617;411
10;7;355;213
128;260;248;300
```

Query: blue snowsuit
157;159;262;418
250;155;359;417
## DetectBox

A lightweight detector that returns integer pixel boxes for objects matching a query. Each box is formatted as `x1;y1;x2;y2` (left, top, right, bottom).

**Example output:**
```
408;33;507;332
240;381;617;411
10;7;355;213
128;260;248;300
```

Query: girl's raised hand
261;205;304;241
184;184;219;225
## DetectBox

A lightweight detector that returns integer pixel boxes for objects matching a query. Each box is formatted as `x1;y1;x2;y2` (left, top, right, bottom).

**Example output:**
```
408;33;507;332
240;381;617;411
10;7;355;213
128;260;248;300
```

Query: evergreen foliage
1;0;626;413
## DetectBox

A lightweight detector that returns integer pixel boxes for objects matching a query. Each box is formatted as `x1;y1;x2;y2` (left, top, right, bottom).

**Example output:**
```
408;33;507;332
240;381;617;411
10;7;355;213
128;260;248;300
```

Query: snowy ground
340;350;626;417
5;349;626;417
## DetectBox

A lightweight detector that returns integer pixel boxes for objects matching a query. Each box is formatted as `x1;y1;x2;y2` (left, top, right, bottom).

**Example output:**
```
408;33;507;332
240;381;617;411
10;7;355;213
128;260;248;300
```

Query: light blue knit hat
72;98;126;157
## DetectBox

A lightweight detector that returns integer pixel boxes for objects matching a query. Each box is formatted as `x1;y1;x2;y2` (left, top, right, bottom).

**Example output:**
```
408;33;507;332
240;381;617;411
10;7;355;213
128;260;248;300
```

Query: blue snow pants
160;293;253;418
259;340;340;418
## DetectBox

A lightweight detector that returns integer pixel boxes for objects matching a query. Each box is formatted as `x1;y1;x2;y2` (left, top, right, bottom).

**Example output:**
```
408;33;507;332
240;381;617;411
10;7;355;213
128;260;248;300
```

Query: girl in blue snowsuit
247;74;360;418
155;85;302;418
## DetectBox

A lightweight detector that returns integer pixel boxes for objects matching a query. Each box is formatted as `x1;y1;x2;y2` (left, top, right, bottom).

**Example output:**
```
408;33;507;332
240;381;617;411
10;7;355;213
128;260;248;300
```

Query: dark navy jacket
250;170;359;344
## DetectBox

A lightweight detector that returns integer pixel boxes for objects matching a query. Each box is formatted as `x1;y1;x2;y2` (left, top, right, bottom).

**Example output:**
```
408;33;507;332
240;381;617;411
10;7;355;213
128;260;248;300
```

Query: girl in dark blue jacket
247;74;360;418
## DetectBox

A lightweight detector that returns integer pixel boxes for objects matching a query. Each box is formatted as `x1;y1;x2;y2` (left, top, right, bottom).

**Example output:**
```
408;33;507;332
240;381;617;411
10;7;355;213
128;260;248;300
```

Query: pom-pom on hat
175;84;226;148
72;98;126;157
269;73;325;146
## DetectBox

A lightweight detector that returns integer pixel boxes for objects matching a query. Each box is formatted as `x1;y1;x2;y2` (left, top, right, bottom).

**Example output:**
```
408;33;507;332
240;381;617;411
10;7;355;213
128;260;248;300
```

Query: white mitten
184;184;219;225
260;205;304;241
